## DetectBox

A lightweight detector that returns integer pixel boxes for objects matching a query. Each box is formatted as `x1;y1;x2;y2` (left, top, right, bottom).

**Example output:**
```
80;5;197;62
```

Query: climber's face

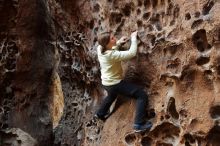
110;34;117;45
106;34;116;49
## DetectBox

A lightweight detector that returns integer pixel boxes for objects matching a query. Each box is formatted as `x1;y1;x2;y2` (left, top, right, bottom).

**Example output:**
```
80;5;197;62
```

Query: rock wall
1;0;220;146
85;0;220;145
0;0;59;145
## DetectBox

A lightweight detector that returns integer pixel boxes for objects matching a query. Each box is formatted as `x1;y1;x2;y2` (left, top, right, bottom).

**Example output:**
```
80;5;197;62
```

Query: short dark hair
97;31;111;48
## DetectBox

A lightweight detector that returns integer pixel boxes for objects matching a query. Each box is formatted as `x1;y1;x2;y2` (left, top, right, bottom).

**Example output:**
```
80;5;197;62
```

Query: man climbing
95;30;153;132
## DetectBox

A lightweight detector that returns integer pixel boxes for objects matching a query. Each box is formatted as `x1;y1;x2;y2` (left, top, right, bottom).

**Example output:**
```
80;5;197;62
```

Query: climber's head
98;31;116;52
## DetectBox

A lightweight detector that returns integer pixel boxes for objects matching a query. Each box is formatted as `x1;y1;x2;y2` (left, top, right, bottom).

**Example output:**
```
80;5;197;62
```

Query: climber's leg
133;89;148;124
115;80;148;124
96;84;118;120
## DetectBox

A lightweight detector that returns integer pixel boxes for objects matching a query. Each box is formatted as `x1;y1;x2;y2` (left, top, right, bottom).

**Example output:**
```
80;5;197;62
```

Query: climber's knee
134;88;148;100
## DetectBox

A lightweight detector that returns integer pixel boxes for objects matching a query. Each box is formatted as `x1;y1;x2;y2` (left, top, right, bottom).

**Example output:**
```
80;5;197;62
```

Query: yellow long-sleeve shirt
97;39;138;86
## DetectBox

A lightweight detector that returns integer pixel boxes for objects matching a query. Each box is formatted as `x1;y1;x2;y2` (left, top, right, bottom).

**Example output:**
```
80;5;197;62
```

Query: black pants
97;80;148;124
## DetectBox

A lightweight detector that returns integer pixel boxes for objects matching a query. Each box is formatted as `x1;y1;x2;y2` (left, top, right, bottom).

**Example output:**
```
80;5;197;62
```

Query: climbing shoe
133;121;153;132
94;111;111;121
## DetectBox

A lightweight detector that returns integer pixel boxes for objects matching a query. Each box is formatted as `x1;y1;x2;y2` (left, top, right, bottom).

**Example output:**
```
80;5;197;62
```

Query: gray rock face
0;128;37;146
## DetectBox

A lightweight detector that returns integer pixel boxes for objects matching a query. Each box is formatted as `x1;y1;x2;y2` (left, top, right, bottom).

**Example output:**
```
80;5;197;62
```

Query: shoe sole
109;98;117;113
134;128;151;133
95;98;116;120
134;130;143;133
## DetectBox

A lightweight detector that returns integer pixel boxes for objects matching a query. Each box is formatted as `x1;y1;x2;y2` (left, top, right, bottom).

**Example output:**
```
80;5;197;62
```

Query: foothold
147;108;156;119
204;70;213;80
170;20;175;26
143;12;151;20
2;123;9;129
202;0;214;15
146;24;154;32
192;29;210;52
141;136;152;146
150;13;160;22
89;20;94;29
184;133;195;144
136;8;141;15
160;11;165;19
151;35;156;46
144;0;151;9
155;142;173;146
163;45;179;56
173;6;180;18
196;41;205;52
152;0;158;8
180;67;196;87
72;102;78;107
122;2;134;16
195;56;210;66
138;0;142;6
109;11;123;26
157;33;163;38
217;65;220;75
185;141;191;146
167;97;179;119
206;125;220;145
165;114;170;119
125;133;136;145
209;105;220;119
161;0;165;6
166;58;181;69
191;19;203;29
150;122;180;143
179;109;188;118
136;19;143;27
167;3;174;15
194;11;200;18
155;21;162;30
185;13;191;20
115;18;125;34
93;3;100;12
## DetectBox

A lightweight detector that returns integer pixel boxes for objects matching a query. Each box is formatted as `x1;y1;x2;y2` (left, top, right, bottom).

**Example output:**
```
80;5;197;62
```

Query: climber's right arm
110;31;138;61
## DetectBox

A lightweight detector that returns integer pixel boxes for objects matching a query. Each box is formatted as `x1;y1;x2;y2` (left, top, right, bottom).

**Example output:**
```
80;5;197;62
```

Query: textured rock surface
0;0;58;145
49;72;64;129
0;128;37;146
1;0;220;146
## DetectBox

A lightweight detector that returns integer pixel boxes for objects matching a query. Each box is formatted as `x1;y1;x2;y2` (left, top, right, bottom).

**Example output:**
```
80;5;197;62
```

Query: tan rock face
49;72;64;129
83;0;220;145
